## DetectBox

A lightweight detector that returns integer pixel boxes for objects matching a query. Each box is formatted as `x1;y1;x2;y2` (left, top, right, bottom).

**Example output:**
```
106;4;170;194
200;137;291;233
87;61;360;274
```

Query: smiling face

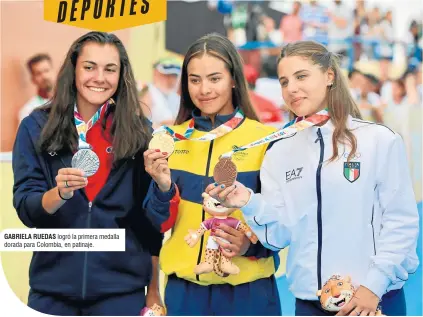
75;42;120;109
187;53;235;118
278;55;334;117
202;193;236;217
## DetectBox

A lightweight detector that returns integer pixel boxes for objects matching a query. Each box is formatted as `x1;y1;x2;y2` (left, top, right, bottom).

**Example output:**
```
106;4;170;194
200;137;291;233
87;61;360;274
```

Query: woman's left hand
213;223;250;258
336;286;380;316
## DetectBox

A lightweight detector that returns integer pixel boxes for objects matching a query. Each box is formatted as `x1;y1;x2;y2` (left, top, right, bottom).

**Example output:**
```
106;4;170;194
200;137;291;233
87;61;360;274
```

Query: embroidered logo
343;162;361;183
232;145;248;161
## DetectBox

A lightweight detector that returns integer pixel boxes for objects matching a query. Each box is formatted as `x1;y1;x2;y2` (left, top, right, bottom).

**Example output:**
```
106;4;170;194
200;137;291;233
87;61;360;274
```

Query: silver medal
71;149;100;177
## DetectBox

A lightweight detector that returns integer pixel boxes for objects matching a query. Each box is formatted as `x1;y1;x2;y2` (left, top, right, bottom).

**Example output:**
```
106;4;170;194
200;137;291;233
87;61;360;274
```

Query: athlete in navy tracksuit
12;32;175;316
13;108;174;316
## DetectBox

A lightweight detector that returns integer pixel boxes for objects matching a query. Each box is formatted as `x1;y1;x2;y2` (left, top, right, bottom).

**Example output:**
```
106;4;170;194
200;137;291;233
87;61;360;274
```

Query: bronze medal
213;157;237;187
148;133;175;158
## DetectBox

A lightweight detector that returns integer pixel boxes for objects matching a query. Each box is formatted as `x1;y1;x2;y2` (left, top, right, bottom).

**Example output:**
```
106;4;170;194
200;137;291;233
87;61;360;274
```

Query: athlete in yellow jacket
158;33;282;316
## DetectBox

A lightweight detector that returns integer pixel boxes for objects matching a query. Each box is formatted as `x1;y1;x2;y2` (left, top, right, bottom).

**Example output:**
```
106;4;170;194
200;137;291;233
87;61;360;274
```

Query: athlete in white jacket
206;41;419;316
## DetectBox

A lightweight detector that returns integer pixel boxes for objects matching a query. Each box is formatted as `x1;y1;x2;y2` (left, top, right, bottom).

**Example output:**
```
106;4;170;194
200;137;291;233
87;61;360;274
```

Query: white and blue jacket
241;116;419;300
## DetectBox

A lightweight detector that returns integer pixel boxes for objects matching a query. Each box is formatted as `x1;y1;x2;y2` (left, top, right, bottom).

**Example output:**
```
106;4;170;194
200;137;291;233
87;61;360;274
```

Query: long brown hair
39;31;150;161
278;41;363;162
175;33;258;124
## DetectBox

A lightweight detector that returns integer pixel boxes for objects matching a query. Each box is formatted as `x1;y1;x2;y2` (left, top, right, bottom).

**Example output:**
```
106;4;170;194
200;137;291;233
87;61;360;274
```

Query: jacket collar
310;115;354;138
191;107;239;132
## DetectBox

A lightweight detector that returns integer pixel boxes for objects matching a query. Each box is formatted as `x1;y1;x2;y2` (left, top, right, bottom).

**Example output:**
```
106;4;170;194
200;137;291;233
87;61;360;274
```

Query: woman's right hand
205;181;251;209
55;168;88;199
144;149;172;192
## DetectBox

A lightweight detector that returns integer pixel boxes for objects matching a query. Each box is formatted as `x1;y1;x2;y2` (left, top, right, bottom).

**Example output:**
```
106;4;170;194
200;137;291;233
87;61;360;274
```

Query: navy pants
295;288;406;316
28;288;146;316
164;274;282;316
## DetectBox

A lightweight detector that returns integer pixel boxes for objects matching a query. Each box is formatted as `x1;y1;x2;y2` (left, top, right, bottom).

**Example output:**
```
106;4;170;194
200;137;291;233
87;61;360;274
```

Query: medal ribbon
153;109;245;142
74;101;109;150
221;109;330;158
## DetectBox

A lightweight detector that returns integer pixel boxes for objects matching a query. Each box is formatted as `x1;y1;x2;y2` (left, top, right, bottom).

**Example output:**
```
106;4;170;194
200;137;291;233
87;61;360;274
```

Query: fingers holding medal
148;133;175;158
205;157;247;209
56;168;88;199
145;133;174;192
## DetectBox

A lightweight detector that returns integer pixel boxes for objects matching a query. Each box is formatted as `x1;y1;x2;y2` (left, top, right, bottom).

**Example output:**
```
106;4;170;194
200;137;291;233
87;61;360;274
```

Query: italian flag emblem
343;162;361;183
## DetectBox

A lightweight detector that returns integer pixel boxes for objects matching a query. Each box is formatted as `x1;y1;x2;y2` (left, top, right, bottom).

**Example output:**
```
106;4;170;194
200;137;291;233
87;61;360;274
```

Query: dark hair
363;73;380;86
27;53;52;74
39;31;150;161
175;33;258;124
261;55;279;78
348;68;361;79
278;41;362;162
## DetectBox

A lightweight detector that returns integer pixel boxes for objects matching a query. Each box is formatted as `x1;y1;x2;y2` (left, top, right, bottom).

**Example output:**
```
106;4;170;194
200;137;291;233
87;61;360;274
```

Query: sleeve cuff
25;192;55;224
153;182;176;202
362;267;391;299
240;189;259;219
243;242;259;257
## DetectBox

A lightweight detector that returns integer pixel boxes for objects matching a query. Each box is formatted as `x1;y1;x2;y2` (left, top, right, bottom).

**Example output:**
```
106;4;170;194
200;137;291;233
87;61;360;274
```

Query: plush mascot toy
184;193;258;277
317;275;383;315
140;304;166;316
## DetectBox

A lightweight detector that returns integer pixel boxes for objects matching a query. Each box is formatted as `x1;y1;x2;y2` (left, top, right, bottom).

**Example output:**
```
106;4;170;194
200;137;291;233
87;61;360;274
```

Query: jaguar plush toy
184;192;258;277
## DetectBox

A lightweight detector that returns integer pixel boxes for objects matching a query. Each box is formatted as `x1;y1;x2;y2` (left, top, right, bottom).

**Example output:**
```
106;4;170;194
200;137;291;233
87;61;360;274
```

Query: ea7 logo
286;167;303;183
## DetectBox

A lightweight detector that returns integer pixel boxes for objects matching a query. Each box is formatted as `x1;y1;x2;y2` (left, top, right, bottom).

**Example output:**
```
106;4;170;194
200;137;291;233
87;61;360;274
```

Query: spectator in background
230;2;249;46
255;57;290;124
301;0;329;46
262;15;283;47
354;72;384;123
376;10;395;82
353;0;367;61
255;56;284;106
382;72;420;160
327;0;354;65
139;57;181;129
361;6;383;60
19;53;56;122
279;1;303;44
244;64;283;126
348;68;365;93
406;20;423;72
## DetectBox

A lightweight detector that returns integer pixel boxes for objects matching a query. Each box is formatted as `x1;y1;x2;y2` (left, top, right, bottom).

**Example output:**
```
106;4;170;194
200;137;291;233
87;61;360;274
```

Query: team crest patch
343;162;360;183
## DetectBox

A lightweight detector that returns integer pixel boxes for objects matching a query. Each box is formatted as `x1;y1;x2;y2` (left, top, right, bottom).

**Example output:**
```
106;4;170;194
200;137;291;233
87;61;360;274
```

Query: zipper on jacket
315;129;324;290
82;201;92;299
196;140;214;281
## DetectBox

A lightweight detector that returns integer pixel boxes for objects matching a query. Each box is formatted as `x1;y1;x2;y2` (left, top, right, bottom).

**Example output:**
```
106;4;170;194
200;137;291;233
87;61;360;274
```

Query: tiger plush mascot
317;275;383;315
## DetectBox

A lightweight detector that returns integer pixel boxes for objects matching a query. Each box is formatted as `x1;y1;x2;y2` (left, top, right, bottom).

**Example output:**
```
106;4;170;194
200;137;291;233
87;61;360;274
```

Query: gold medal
148;133;175;158
213;157;237;187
